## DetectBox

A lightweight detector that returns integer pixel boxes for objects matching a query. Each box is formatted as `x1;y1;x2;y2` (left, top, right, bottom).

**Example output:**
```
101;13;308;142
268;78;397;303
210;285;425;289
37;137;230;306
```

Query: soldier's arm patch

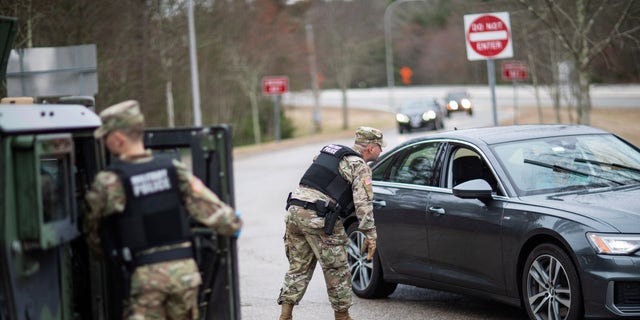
364;177;372;185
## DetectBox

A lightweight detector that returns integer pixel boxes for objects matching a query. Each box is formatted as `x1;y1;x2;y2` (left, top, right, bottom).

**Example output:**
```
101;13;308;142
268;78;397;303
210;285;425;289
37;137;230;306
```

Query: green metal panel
12;135;41;242
143;125;239;320
0;16;17;95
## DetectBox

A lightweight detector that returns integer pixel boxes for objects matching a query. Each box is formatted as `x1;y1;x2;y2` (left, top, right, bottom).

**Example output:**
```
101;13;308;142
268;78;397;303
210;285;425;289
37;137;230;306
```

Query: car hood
521;185;640;233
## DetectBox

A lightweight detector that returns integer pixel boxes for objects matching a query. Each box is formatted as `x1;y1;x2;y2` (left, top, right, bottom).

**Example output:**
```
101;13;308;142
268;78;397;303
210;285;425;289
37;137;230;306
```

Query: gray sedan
342;125;640;320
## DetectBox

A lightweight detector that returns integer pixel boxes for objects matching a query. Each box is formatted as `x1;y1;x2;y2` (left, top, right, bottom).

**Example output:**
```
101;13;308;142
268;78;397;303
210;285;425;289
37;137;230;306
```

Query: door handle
428;206;445;216
372;199;387;208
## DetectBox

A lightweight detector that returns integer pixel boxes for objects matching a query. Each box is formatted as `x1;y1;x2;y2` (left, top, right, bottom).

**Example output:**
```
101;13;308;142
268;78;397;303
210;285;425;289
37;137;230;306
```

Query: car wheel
468;109;473;116
346;223;397;299
522;243;582;320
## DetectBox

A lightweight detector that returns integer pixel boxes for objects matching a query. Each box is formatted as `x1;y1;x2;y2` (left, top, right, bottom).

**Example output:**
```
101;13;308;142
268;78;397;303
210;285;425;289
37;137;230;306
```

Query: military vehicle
0;16;240;320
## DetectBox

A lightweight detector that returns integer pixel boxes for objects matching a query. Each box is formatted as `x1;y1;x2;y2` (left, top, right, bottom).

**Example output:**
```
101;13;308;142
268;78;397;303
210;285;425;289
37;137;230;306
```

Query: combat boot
279;303;294;320
334;309;353;320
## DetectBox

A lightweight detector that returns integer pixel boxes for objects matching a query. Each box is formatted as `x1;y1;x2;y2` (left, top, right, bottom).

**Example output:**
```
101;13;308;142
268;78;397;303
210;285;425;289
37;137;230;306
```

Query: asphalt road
233;101;531;319
234;84;640;319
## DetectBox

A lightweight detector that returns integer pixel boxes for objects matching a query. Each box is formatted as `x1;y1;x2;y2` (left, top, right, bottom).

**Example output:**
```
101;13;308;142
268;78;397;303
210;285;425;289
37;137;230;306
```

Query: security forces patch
130;169;172;197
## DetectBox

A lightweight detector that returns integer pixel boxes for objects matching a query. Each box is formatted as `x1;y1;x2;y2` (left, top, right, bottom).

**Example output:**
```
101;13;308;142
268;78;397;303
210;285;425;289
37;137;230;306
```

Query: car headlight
587;233;640;255
448;101;458;110
423;110;436;120
461;99;471;109
396;113;410;123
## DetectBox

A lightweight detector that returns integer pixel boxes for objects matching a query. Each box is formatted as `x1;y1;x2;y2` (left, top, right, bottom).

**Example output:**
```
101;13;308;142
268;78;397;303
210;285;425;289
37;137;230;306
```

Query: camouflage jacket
84;150;241;257
292;146;377;240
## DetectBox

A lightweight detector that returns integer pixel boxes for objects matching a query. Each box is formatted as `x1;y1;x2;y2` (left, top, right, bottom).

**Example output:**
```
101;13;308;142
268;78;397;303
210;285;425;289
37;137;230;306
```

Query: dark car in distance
342;125;640;320
395;99;445;134
444;91;473;117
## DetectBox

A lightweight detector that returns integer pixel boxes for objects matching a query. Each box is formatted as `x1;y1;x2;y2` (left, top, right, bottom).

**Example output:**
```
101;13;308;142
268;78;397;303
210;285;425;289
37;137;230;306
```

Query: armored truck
0;16;240;320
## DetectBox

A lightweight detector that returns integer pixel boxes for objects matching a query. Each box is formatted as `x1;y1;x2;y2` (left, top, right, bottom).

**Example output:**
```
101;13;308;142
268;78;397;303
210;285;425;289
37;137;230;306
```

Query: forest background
2;0;639;146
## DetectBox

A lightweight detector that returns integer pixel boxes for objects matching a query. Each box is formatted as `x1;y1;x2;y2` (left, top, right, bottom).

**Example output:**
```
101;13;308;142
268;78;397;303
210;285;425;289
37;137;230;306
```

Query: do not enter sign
464;12;513;61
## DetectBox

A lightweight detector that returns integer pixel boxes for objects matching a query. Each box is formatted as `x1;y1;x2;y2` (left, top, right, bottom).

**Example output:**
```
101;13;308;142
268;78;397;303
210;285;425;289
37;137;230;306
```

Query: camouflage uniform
277;127;383;312
84;100;242;320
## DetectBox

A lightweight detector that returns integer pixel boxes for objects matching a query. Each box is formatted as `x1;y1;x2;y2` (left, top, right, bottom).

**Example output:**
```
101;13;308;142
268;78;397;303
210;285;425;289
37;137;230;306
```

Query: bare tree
146;0;189;127
517;0;640;124
223;1;293;144
308;0;385;130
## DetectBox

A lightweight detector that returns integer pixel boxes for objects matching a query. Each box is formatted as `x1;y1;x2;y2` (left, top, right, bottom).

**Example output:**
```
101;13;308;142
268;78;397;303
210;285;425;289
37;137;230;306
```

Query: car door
143;125;239;320
425;143;507;295
371;141;444;279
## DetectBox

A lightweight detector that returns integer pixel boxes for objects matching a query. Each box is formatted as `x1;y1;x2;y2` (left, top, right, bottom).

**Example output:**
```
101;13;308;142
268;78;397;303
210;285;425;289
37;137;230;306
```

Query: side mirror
453;179;492;199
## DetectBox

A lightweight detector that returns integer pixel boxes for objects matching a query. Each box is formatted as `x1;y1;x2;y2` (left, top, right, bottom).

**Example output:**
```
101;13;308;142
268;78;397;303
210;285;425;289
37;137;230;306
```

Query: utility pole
188;0;202;126
384;0;427;111
306;24;321;133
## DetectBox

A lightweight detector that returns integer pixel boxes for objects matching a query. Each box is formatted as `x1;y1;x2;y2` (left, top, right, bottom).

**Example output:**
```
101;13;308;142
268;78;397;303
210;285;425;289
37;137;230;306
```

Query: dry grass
283;106;396;138
507;107;640;146
233;107;395;158
233;105;640;158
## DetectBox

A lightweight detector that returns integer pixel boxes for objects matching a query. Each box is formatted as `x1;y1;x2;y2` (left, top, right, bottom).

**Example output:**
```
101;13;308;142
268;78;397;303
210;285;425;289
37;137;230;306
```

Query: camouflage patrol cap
355;126;386;147
93;100;145;138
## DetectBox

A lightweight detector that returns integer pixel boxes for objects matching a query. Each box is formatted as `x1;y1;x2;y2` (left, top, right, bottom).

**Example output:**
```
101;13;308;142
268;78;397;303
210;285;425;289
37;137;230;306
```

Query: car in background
444;91;473;117
343;125;640;320
395;98;444;134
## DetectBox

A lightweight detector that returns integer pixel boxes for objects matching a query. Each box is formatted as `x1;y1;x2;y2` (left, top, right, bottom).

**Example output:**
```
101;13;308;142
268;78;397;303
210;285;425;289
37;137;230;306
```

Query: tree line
1;0;639;145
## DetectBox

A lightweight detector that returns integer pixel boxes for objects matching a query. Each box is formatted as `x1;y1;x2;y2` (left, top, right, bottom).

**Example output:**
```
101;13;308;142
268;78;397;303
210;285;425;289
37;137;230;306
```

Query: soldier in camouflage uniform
277;127;385;320
84;100;242;320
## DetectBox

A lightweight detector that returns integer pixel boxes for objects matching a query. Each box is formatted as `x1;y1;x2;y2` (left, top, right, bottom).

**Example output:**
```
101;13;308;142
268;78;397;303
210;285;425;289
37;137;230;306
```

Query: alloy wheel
525;253;572;320
347;229;373;291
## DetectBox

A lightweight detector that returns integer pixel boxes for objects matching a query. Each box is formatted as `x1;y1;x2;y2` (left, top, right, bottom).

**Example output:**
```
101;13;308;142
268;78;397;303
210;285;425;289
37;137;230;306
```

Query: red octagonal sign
464;12;513;61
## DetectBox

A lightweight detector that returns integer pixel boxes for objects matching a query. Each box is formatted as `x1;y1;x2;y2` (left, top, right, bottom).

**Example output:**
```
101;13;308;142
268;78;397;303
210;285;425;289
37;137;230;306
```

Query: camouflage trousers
126;258;201;320
277;206;352;312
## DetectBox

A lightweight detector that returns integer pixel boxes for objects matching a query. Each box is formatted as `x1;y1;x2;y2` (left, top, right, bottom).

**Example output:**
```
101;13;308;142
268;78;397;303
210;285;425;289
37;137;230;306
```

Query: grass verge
233;105;640;158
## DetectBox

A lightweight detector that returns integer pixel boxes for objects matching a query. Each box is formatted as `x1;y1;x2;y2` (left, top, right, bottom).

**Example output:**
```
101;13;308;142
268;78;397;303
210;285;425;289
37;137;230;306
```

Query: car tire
522;243;583;320
468;109;473;116
346;223;397;299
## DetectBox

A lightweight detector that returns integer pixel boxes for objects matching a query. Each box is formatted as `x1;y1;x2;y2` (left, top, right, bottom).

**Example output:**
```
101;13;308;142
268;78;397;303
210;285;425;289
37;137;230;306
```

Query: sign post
262;76;289;142
502;61;528;124
464;12;513;126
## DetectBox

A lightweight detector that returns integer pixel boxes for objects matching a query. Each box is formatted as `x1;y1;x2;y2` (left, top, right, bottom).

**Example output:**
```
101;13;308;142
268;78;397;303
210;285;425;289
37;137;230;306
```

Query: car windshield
492;134;640;196
400;100;435;112
446;92;469;100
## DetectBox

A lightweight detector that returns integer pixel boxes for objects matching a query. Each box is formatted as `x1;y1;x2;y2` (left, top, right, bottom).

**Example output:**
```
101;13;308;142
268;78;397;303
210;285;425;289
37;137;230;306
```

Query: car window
447;147;501;194
445;92;470;100
492;134;640;195
375;142;442;187
400;99;438;112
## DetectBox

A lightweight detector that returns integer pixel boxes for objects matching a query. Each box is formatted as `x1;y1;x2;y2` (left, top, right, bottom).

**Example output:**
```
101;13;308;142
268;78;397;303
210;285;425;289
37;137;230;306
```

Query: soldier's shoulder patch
364;177;372;185
98;171;119;185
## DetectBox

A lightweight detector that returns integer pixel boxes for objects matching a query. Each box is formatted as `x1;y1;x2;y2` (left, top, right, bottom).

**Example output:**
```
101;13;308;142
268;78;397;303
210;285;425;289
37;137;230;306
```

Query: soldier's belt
286;195;337;217
134;246;193;267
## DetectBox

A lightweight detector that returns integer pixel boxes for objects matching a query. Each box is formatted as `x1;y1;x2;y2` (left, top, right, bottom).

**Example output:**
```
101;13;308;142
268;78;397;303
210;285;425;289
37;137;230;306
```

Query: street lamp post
384;0;427;111
188;0;202;126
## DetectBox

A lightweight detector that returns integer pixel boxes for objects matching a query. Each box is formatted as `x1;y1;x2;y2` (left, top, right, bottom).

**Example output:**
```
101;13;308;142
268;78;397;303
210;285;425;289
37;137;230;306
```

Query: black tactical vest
299;144;361;216
102;154;192;258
